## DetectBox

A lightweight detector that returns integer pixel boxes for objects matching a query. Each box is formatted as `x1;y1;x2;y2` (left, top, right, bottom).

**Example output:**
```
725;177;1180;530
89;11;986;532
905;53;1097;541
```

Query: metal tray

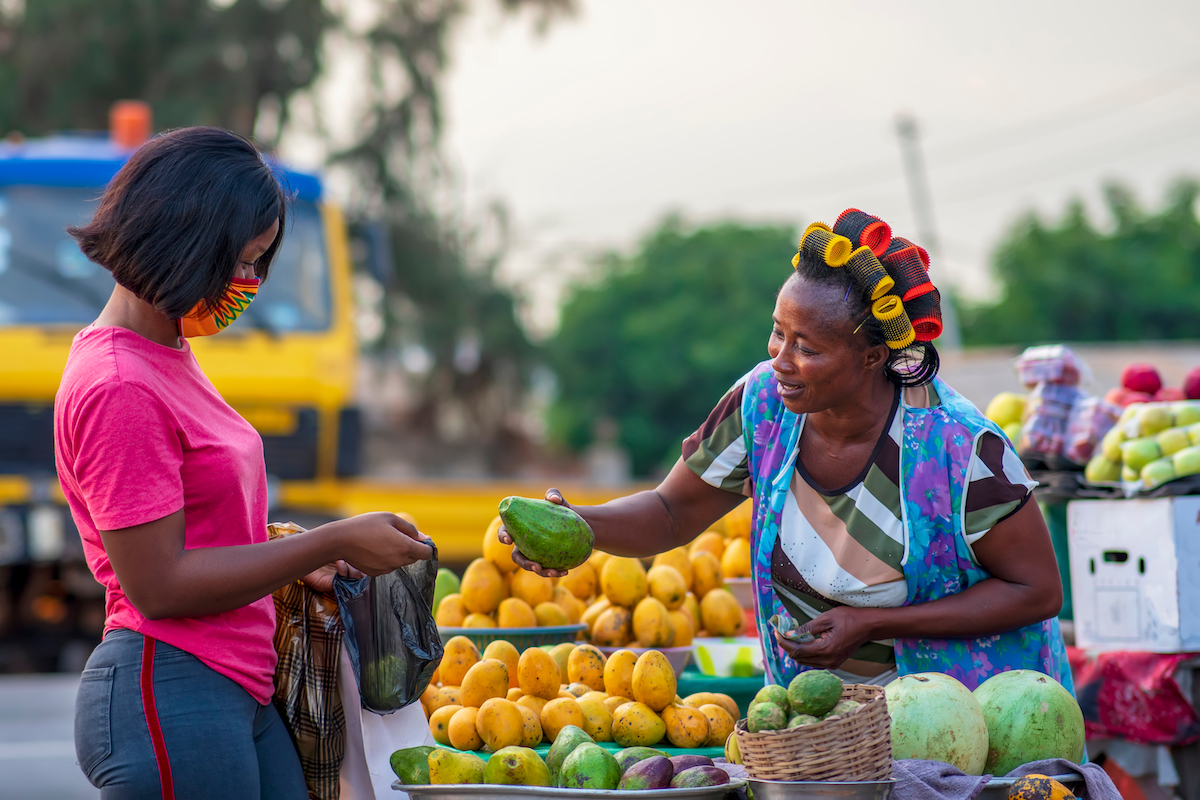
396;780;747;799
748;778;894;800
976;772;1083;800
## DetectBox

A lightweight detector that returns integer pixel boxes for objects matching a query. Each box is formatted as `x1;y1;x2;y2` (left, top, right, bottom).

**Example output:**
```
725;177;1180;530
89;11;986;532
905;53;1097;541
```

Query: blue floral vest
740;361;1074;694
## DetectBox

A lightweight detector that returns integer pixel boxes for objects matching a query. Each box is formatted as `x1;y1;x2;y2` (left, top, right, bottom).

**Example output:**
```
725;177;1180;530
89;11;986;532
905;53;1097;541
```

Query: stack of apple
1085;400;1200;489
1105;363;1200;407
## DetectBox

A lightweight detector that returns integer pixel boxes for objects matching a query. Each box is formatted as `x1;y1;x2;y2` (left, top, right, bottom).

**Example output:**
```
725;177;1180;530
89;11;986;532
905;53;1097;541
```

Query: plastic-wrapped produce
1064;396;1121;465
1014;345;1088;389
1019;383;1082;457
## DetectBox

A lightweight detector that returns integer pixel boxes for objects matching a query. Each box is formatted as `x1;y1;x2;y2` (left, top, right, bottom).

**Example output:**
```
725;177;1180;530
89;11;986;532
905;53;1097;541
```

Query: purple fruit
668;755;713;773
670;766;730;789
618;756;674;790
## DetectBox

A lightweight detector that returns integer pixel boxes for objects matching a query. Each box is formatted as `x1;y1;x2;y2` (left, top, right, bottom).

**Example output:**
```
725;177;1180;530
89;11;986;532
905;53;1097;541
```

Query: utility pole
895;114;962;351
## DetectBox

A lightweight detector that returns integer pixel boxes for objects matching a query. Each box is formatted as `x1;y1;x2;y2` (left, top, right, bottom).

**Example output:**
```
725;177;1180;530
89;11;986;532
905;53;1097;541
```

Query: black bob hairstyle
69;126;288;320
786;247;941;388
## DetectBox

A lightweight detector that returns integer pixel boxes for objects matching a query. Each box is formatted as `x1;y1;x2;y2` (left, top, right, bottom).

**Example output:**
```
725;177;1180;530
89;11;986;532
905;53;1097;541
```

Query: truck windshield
0;185;332;331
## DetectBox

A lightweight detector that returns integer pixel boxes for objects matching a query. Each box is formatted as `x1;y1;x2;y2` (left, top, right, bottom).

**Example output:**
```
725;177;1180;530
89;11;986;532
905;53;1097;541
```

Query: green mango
544;724;595;783
613;746;669;774
484;746;552;786
390;745;438;784
428;749;486;785
787;669;843;717
498;496;594;571
433;568;460;615
747;702;786;732
558;743;621;790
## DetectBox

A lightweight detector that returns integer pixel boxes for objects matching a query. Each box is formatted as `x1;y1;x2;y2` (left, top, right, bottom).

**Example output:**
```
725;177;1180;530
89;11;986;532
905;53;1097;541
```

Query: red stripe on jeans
140;635;176;800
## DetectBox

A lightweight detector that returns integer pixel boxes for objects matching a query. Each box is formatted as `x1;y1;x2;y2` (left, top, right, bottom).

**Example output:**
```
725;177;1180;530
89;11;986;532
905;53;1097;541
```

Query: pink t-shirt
54;326;277;705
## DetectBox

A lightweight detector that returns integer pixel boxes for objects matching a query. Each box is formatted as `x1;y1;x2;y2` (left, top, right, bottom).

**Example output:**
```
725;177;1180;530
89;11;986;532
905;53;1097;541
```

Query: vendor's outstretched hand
497;488;572;578
773;606;875;670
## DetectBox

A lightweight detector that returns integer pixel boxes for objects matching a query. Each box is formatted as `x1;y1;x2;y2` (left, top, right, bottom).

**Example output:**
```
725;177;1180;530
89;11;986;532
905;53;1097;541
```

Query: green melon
973;669;1085;775
884;672;989;775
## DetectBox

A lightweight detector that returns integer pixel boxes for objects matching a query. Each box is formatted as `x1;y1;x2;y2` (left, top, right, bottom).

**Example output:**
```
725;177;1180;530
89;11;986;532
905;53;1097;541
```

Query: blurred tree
0;0;573;467
962;180;1200;346
548;217;798;477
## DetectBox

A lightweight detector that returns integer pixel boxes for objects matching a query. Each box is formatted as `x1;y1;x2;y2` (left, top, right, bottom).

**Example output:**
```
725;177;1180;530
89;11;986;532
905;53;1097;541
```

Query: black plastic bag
334;542;444;713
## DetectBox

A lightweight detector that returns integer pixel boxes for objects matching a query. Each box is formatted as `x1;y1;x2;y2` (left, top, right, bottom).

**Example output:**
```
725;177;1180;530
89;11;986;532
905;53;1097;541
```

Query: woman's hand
773;606;877;669
300;559;364;593
333;512;434;576
497;488;573;578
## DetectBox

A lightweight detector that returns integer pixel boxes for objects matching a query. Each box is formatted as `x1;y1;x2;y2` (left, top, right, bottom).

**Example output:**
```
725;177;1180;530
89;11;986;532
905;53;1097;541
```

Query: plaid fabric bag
269;522;346;800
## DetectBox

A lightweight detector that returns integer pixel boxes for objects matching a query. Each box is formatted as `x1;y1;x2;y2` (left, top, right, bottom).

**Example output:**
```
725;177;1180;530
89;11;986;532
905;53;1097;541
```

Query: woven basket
735;684;893;782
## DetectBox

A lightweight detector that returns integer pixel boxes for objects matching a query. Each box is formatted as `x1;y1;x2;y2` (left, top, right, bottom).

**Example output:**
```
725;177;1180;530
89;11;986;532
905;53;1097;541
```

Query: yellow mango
448;706;483;750
496;597;537;629
662;703;710;748
420;682;438;717
587;550;612;574
581;597;612;633
689;531;726;562
632;597;675;648
682;692;739;720
435;593;467;627
568;644;607;692
483;640;522;689
540;697;585;742
516;694;548;718
565;682;591;698
506;687;524;701
501;571;513;599
591;606;632;647
611;701;666;747
557;562;597;600
510;570;554;607
651;547;694;590
682;593;701;630
460;658;509;708
475;697;524;751
440;636;481;686
721;537;752;579
552;586;587;623
689;551;724;599
699;703;735;747
517;646;561;700
600;557;649;607
723;500;753;540
631;650;677;712
700;589;745;637
580;690;609;704
668;610;694;647
548;643;576;676
603;648;638;699
482;516;518;574
461;558;504;614
578;696;614;742
463;613;496;628
518;703;543;747
429;686;462;713
429;703;462;746
603;695;632;715
647;565;688;611
534;601;570;627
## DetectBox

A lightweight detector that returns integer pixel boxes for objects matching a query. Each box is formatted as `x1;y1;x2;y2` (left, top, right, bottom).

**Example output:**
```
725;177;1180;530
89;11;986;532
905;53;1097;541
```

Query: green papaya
498;497;594;571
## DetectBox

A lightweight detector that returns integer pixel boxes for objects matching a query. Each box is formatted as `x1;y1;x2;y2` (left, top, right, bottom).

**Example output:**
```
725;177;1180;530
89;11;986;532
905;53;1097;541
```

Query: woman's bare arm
778;499;1063;668
101;511;433;620
502;458;746;576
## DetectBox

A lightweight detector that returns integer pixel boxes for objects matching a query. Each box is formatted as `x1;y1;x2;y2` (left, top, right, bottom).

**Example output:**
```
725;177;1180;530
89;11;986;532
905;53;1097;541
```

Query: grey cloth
892;760;989;800
1007;758;1121;800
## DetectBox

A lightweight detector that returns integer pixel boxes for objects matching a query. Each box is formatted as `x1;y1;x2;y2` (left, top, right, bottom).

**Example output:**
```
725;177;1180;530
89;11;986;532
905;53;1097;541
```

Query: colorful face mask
178;276;259;338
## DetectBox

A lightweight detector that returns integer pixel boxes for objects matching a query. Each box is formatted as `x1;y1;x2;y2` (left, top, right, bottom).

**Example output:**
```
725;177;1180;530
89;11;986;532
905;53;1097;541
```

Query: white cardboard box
1068;496;1200;652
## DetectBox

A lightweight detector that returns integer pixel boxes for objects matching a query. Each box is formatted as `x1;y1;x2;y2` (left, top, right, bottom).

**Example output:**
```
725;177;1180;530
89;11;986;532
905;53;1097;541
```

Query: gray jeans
75;628;308;799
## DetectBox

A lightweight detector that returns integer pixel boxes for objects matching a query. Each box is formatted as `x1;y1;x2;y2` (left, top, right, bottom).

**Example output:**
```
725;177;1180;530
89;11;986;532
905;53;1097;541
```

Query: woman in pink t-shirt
54;127;433;799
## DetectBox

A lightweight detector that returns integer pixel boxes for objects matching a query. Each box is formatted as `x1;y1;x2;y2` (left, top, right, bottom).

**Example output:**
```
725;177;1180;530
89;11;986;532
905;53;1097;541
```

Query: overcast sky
386;0;1200;334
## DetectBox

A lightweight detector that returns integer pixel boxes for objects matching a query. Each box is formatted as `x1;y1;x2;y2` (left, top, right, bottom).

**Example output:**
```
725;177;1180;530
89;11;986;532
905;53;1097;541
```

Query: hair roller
800;225;852;267
834;209;892;257
884;236;930;269
905;288;943;342
881;246;933;301
845;246;895;300
872;295;916;349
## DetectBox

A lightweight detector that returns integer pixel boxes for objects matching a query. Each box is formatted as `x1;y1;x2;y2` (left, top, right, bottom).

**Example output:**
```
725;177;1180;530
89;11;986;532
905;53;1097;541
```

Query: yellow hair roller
800;226;852;267
872;295;916;349
845;246;895;301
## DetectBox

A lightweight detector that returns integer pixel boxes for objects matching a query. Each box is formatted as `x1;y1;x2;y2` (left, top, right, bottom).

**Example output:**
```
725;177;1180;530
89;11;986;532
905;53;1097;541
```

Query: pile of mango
419;636;741;751
744;669;856;731
392;725;733;789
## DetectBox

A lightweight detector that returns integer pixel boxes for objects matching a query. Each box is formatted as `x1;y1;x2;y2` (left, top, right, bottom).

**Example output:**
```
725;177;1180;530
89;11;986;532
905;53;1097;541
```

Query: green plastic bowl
436;623;586;650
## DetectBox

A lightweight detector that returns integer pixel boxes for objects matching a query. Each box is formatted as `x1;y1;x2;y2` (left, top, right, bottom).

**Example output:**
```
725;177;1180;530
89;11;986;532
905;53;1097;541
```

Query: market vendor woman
504;210;1072;692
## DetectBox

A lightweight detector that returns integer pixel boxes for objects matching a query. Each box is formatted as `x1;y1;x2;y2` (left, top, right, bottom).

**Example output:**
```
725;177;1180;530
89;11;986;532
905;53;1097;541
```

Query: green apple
1175;404;1200;428
1123;466;1141;483
1122;437;1163;472
1138;406;1175;437
1173;446;1200;478
1002;421;1023;445
985;392;1027;428
1141;458;1177;489
1157;427;1192;457
1085;456;1123;484
1188;423;1200;447
1101;426;1126;462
